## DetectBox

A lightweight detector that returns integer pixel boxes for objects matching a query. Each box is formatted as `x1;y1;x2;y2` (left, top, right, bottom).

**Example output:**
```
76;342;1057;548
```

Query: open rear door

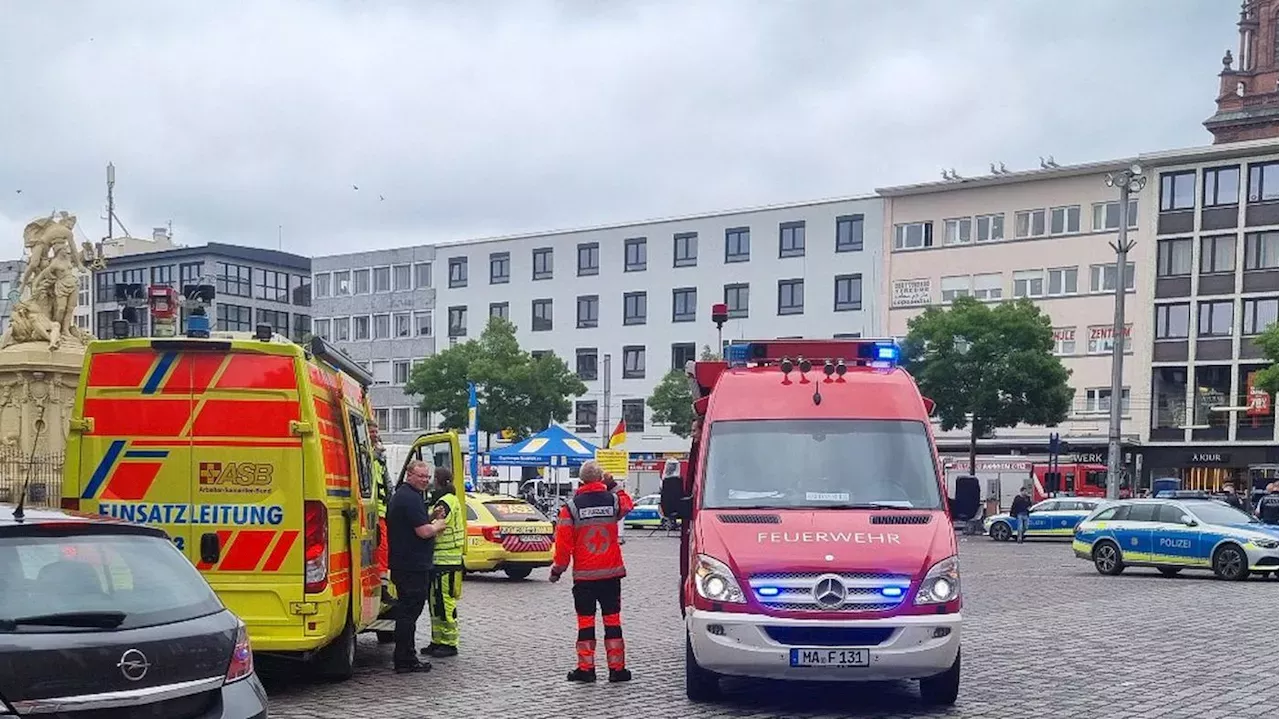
400;431;466;547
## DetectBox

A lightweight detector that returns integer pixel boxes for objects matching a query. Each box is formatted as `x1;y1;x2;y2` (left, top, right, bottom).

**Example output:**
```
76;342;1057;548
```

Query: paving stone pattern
263;534;1279;719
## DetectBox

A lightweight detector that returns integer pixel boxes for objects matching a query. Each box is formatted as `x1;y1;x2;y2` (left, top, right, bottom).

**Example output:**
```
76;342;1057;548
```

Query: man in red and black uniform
549;460;635;683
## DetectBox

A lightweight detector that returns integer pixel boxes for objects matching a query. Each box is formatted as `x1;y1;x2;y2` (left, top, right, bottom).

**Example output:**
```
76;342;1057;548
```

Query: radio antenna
11;405;47;521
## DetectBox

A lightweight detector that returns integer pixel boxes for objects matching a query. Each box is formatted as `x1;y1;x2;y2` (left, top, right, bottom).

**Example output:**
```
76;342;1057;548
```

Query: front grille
716;513;781;524
749;572;911;612
52;689;218;719
764;626;895;647
870;514;932;525
501;535;552;553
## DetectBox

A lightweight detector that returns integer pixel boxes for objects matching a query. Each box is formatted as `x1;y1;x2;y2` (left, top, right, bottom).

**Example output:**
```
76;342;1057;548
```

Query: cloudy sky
0;1;1237;258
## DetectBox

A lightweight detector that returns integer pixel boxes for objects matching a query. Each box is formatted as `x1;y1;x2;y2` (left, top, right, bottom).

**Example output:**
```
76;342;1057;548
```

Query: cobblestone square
263;534;1279;719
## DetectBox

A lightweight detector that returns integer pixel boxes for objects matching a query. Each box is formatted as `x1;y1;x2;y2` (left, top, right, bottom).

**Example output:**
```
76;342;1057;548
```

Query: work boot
428;645;458;658
608;668;633;683
420;643;439;656
566;668;597;683
395;660;432;674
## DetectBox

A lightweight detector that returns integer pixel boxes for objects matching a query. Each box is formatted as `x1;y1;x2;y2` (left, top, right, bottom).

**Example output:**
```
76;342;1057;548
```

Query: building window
622;345;646;379
972;273;1003;300
1156;238;1193;276
393;360;411;385
940;275;970;303
973;213;1004;242
371;361;391;386
352;315;371;341
216;262;252;297
392;407;413;433
671;342;696;371
725;227;750;262
414;311;433;337
1015;209;1046;238
1046;267;1077;296
392;264;412;291
623;292;647;325
624;237;647;272
490;302;509;321
373;408;390;432
670;232;698;268
1202;166;1240;207
372;313;391;339
777;279;804;315
621;399;646;432
532;299;553;331
1053;328;1076;355
578;242;600;276
448;306;467;337
575;348;598;381
1089;263;1135;293
313;272;331;298
414;262;432;289
333;317;350;342
489;252;510;284
1243;297;1278;335
291;274;312;307
1200;235;1235;274
256;309;288;336
1083;388;1131;415
577;295;599;329
575;401;598;433
894;221;933;250
1151;367;1188;431
292;314;311;343
943;217;971;245
178;262;204;290
778;221;806;258
836;215;864;252
314;318;331;341
672;288;697;323
1247;161;1278;202
1049;206;1081;235
151;265;174;286
391;312;411;338
1013;269;1045;298
1197;300;1233;337
1245;231;1279;270
1086;325;1132;354
532;248;553;280
1159;171;1196;211
373;267;392;293
1090;199;1139;231
216;303;252;332
1155;304;1190;339
333;270;351;296
448;257;468;288
354;269;371;294
833;274;862;312
724;283;749;319
95;271;117;303
254;269;291;302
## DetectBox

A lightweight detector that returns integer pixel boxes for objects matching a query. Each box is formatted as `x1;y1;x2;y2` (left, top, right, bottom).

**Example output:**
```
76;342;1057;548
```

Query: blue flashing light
756;586;781;597
185;313;211;339
880;586;904;598
726;343;752;367
873;342;900;364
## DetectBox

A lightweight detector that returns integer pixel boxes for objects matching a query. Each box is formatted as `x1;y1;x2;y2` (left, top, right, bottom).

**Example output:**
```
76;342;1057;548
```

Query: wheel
1157;567;1182;578
1212;543;1249;581
919;648;960;707
376;631;395;644
1092;541;1124;576
314;620;356;681
503;566;533;580
989;522;1012;542
685;629;720;701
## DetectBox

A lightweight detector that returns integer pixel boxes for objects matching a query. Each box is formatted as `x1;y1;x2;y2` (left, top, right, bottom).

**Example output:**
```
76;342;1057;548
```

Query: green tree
700;345;720;361
1252;322;1278;397
901;296;1073;470
647;369;695;438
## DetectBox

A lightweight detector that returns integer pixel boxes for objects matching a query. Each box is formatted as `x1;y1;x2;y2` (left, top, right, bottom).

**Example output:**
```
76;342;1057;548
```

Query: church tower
1203;0;1279;143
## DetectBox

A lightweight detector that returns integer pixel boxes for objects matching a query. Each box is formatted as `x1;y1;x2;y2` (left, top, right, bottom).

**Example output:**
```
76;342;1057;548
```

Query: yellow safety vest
433;493;465;567
374;458;389;519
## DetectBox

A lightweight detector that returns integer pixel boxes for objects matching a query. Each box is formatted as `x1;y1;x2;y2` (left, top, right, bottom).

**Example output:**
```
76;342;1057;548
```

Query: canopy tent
487;424;599;467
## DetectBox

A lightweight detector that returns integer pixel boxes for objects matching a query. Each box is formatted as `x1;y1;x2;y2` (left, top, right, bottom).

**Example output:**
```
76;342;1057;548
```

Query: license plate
502;524;549;535
517;535;549;543
789;648;870;668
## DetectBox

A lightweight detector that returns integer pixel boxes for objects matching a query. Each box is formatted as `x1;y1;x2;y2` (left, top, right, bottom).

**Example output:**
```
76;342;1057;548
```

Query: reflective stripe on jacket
553;481;634;581
433;493;466;567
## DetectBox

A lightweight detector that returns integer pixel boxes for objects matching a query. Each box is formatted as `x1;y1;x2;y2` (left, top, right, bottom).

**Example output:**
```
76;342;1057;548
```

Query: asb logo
199;461;274;494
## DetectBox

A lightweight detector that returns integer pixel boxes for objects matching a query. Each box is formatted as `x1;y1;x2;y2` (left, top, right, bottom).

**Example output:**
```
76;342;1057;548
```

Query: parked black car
0;504;268;718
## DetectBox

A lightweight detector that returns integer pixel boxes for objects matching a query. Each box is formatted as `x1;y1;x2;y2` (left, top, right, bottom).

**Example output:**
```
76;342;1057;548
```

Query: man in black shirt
1009;487;1032;544
387;459;448;673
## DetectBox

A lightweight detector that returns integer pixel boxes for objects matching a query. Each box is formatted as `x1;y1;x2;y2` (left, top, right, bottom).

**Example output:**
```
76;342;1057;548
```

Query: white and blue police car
984;497;1108;541
1073;498;1280;580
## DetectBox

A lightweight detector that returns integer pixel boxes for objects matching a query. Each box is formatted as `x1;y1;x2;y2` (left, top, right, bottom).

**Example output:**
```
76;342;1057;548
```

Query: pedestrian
1256;482;1279;525
1220;482;1247;513
549;460;634;684
422;467;465;658
1010;486;1032;544
386;459;448;673
370;424;391;581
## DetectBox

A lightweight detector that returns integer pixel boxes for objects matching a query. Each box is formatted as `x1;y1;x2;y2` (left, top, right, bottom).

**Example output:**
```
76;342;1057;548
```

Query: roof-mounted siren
719;338;902;369
180;283;217;339
711;302;728;352
148;285;179;338
113;283;147;339
308;335;375;388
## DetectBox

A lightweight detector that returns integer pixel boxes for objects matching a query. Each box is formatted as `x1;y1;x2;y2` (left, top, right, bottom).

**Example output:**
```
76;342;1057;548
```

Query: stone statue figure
2;211;97;351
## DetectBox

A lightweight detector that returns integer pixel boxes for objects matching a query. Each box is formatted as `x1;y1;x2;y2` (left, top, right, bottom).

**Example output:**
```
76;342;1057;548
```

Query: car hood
1216;523;1280;539
696;508;954;578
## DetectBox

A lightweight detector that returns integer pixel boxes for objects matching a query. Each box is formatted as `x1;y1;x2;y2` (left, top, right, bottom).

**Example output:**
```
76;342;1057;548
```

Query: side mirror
1182;516;1197;527
660;475;690;520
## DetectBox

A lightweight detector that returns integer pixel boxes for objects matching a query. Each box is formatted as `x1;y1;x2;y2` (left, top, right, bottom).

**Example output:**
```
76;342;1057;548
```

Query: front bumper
217;674;269;719
1244;543;1279;572
687;609;961;682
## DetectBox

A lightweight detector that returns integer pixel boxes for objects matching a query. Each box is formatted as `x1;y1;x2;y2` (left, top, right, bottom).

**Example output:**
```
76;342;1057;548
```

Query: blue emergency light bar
724;338;902;368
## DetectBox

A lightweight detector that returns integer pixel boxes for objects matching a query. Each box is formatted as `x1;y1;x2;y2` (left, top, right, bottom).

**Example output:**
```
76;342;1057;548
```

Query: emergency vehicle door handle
69;417;94;433
290;420;313;436
199;533;222;565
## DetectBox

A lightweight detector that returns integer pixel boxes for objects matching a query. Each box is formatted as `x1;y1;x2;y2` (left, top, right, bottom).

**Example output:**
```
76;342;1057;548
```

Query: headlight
693;554;745;603
1249;538;1279;549
914;556;960;605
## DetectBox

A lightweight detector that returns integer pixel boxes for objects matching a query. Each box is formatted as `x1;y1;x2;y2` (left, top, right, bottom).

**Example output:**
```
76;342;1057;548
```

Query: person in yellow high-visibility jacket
371;426;391;578
423;466;465;658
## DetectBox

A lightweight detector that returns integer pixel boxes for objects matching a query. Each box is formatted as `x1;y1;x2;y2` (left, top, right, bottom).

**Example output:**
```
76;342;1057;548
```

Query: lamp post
1103;164;1146;499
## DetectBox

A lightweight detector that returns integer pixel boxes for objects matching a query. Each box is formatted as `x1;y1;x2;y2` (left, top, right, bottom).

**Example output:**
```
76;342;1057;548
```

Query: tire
376;631;395;644
685;630;720;702
314;620;356;681
1157;567;1182;578
503;566;533;580
1212;543;1249;581
1092;540;1124;576
919;648;960;707
989;522;1012;542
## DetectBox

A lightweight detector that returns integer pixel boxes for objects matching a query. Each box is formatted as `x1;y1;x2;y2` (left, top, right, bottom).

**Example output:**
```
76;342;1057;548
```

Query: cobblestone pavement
262;534;1279;719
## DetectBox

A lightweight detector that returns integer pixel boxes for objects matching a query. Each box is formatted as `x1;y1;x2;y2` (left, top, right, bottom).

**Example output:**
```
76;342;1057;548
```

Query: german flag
608;419;626;449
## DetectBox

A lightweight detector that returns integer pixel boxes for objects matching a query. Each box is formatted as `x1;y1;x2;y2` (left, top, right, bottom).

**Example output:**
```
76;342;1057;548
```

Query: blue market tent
487;424;599;467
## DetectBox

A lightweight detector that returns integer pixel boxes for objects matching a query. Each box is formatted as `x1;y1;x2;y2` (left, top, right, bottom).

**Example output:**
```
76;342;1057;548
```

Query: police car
984;497;1107;541
1073;498;1280;580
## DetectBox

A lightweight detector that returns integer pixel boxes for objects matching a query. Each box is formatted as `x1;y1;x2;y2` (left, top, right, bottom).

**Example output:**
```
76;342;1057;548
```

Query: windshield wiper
0;611;127;630
714;504;784;510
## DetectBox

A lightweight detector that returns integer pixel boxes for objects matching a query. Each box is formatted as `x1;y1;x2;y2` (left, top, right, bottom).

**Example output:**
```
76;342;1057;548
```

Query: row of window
1154;296;1278;340
314;263;432;298
939;263;1136;303
93;304;312;340
1151;364;1273;432
94;263;312;306
447;216;866;288
1155;230;1278;278
1051;325;1132;356
896;200;1141;252
1159;161;1279;212
370;406;431;434
575;398;648;434
312;311;434;343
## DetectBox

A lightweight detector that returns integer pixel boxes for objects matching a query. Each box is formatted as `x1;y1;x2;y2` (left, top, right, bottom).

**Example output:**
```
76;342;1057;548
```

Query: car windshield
702;419;943;510
0;533;223;632
1186;501;1261;526
484;500;549;522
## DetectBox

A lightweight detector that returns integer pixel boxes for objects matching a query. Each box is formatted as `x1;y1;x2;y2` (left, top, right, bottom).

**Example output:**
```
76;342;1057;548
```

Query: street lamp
1102;164;1146;499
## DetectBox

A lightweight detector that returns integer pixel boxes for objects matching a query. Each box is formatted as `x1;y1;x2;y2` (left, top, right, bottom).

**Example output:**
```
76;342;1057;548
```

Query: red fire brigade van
661;337;965;706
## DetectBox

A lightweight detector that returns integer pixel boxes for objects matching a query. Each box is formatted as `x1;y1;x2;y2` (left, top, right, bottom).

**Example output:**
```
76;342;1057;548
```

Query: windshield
1186;501;1260;526
702;419;943;510
0;533;223;632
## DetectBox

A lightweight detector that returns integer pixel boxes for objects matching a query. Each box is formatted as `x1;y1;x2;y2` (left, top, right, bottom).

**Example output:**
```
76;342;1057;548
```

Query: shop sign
1088;324;1133;340
1053;328;1076;341
891;278;932;308
1188;452;1230;465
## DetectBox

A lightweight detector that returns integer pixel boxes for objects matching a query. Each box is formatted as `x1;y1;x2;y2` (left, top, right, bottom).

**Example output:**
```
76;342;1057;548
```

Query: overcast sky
0;1;1238;258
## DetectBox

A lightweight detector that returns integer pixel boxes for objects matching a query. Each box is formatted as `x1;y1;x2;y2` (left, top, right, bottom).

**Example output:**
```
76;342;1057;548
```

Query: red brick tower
1204;0;1279;143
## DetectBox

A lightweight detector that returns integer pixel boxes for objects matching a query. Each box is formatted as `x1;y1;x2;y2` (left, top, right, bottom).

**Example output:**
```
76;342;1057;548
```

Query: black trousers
390;569;428;664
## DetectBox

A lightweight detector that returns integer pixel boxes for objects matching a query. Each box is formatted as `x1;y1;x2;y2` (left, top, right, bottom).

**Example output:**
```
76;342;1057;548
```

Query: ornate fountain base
0;342;85;505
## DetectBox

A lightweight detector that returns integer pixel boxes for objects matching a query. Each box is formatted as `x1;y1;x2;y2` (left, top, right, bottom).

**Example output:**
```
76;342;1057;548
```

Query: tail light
304;500;328;594
224;621;254;684
481;526;504;543
61;498;80;512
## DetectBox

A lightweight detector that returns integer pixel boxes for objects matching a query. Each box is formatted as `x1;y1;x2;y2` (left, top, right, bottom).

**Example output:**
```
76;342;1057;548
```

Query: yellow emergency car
462;493;554;579
61;330;462;680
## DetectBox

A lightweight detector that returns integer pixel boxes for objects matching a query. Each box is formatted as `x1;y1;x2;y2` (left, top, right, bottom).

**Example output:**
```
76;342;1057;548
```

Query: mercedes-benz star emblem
812;575;847;609
117;648;150;682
